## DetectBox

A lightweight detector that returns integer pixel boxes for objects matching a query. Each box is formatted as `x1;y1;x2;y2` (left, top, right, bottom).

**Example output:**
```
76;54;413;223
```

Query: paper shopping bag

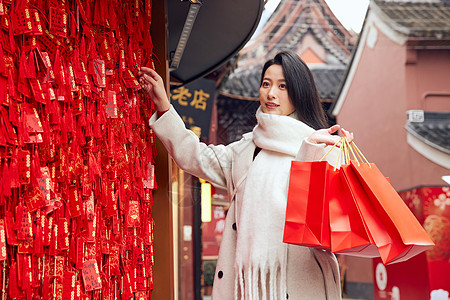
283;160;331;250
350;161;435;264
328;167;376;255
337;164;382;258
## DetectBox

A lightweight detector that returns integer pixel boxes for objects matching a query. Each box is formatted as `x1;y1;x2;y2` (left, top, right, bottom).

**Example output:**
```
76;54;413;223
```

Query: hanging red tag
25;186;46;213
0;219;7;260
84;192;95;220
125;227;135;252
41;52;56;83
43;214;52;246
89;59;106;88
135;291;147;300
49;221;58;255
54;282;64;300
122;264;134;299
21;254;32;292
109;243;120;276
144;190;153;205
134;237;144;265
28;78;47;104
143;216;154;245
126;201;140;228
44;190;62;215
76;238;84;270
143;163;155;189
86;214;96;243
135;264;146;291
30;9;43;35
75;280;82;300
24;103;44;134
100;229;109;255
17;240;33;253
105;90;118;118
59;217;70;250
49;7;68;38
82;259;102;291
68;185;81;218
53;256;65;278
17;205;33;240
74;60;90;86
11;9;35;35
67;63;77;91
123;69;141;91
62;271;76;299
144;244;152;272
38;29;61;62
37;166;52;206
17;149;31;185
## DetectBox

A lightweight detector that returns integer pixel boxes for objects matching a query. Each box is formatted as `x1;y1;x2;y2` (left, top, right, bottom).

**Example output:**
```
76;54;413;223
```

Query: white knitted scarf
234;108;316;299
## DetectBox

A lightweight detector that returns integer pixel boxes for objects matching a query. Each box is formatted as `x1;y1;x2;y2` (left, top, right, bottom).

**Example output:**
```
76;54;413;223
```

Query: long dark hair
260;50;328;130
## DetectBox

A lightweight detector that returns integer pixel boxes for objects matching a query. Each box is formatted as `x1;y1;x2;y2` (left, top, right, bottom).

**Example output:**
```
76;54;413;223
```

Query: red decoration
0;0;157;298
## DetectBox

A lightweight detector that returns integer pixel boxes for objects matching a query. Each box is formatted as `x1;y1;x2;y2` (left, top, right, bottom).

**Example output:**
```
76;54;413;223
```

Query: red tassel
89;36;98;60
22;255;31;292
18;107;28;147
0;41;6;74
15;202;24;231
10;153;20;189
34;222;44;257
42;259;50;296
9;260;19;298
8;69;17;99
27;49;37;79
18;50;30;80
31;148;42;180
70;12;77;38
80;36;86;58
8;19;15;57
1;161;11;198
54;47;66;93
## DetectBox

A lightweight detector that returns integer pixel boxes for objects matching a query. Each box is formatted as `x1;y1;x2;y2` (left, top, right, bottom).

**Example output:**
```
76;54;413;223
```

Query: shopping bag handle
319;136;371;169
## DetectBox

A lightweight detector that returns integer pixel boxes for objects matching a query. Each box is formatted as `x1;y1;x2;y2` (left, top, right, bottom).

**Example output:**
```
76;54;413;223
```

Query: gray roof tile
405;111;450;154
374;0;450;40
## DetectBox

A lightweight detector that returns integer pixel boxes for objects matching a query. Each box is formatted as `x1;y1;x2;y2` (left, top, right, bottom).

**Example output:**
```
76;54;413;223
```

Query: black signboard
170;78;216;139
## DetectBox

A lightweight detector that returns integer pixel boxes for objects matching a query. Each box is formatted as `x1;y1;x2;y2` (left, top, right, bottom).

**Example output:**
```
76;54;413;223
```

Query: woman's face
259;64;295;116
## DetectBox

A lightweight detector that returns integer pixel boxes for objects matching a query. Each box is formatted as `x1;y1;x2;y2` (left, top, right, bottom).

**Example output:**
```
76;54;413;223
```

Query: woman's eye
262;82;270;87
279;83;286;89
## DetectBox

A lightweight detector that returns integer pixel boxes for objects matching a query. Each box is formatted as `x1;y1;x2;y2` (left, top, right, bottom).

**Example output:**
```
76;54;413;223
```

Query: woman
139;50;352;300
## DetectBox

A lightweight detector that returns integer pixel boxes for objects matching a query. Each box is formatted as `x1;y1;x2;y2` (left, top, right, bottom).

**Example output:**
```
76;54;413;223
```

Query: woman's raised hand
138;67;171;112
307;125;354;146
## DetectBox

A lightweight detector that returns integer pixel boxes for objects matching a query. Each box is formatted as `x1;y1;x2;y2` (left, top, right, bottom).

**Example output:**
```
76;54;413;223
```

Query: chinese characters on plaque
171;78;216;139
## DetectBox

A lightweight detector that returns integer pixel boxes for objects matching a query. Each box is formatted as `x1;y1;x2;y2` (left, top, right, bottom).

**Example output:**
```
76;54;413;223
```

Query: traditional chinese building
330;0;450;299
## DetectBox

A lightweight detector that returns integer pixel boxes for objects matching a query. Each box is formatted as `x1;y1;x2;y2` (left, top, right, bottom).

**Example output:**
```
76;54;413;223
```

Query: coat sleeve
295;138;340;166
149;105;233;188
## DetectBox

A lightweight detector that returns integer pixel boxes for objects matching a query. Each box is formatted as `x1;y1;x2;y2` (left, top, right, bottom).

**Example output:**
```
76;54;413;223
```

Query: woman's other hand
306;125;354;146
138;67;171;112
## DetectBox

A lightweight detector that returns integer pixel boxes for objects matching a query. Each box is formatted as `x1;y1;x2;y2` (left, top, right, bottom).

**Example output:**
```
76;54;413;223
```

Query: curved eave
406;131;450;170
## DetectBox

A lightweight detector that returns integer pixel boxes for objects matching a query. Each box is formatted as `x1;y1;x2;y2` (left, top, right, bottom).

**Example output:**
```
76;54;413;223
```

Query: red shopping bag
328;167;376;256
283;161;331;250
350;161;435;264
338;164;388;258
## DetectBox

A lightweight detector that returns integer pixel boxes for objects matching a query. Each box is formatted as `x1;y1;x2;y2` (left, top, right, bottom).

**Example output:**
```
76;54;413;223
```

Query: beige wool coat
149;106;342;300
